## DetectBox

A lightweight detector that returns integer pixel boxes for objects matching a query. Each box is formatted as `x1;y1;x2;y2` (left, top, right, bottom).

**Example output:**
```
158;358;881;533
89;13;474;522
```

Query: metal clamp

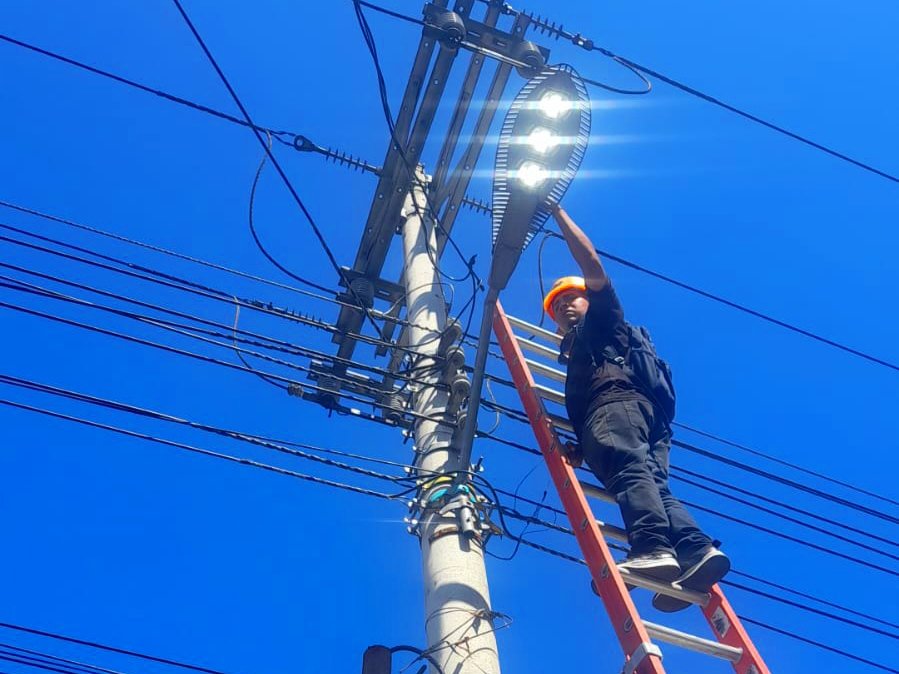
622;642;663;674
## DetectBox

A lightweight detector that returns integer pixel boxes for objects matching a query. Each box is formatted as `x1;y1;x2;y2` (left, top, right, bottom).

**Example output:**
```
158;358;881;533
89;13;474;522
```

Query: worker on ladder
545;204;730;609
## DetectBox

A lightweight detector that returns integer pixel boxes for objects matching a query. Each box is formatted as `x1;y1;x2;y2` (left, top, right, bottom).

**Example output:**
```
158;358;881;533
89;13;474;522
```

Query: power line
0;34;295;146
673;421;899;508
0;643;128;674
0;399;405;501
469;381;899;531
595;244;899;373
169;0;385;338
0;621;239;674
673;437;899;526
740;616;899;673
464;0;899;185
671;465;899;552
671;469;899;563
496;521;899;671
0;226;424;359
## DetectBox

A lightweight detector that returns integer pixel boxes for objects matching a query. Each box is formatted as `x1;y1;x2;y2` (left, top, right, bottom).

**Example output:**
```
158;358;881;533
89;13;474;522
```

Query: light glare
538;92;571;119
516;161;548;189
527;127;558;154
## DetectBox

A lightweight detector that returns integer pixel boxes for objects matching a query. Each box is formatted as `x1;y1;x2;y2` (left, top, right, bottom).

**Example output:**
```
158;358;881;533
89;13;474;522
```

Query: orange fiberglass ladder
492;300;771;674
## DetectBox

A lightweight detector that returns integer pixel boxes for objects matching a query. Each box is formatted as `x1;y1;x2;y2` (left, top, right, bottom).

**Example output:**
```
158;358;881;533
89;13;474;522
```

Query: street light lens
517;161;548;189
538;92;571;119
527;127;558;154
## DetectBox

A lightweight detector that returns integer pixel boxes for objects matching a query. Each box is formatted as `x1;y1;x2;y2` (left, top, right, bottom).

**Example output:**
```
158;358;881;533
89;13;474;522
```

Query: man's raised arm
552;205;609;292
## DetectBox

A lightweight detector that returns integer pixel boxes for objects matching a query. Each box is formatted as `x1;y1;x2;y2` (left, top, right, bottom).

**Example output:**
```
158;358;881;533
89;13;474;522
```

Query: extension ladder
492;300;771;674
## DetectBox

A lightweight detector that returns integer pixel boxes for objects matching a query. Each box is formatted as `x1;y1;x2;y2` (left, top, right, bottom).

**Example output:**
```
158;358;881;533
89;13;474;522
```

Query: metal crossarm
491;300;772;674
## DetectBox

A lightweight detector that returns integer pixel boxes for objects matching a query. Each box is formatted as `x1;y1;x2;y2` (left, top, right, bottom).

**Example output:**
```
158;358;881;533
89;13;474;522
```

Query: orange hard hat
543;276;587;320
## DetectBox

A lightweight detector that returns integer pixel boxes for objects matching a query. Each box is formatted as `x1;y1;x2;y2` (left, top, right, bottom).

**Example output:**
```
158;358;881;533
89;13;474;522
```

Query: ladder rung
596;519;628;543
547;412;575;434
534;383;565;406
506;314;562;345
516;336;560;361
525;358;566;383
579;480;615;505
616;569;709;607
643;621;743;662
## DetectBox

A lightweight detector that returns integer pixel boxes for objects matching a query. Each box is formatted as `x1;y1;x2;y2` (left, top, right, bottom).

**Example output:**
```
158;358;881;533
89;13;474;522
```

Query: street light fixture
458;64;591;467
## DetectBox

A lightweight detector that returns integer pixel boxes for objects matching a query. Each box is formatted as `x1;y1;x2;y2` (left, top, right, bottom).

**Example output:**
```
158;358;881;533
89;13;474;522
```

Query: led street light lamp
457;65;591;470
490;64;591;290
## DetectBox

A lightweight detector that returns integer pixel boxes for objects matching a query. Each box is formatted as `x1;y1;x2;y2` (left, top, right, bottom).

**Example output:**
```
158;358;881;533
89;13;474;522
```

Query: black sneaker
652;546;731;613
617;551;681;582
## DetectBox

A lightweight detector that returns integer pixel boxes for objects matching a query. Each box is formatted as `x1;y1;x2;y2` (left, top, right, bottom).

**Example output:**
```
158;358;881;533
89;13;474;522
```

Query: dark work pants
581;398;712;565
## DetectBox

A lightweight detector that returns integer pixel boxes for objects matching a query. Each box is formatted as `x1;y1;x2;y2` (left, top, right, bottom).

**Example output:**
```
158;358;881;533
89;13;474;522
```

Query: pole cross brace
622;642;663;674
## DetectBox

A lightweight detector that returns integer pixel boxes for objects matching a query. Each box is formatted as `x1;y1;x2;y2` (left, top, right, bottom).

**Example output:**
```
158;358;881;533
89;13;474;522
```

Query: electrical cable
673;421;899;508
0;260;435;394
0;374;420;489
0;276;412;403
739;616;899;673
169;0;385;338
465;0;899;185
673;437;899;526
0;621;238;674
671;469;899;562
0;227;427;359
539;228;899;375
671;464;899;551
247;132;334;293
0;399;406;501
728;569;899;632
0;644;126;674
597;243;899;373
0;35;296;146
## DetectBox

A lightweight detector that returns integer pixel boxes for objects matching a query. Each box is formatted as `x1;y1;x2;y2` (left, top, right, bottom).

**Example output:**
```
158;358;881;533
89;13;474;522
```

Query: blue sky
1;1;897;673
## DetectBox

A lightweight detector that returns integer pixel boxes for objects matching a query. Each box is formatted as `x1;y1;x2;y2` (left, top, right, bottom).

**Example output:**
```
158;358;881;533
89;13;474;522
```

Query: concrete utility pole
401;167;501;674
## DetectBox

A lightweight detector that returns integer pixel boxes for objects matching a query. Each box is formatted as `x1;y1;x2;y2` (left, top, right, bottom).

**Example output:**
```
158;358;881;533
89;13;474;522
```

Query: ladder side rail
493;300;666;674
704;586;772;674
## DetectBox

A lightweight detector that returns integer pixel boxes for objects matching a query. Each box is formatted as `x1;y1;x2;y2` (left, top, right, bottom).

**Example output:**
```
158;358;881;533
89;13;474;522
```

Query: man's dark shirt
563;282;648;440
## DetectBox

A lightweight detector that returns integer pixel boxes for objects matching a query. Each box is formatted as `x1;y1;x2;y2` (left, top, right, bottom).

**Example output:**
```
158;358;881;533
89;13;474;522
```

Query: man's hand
563;440;583;468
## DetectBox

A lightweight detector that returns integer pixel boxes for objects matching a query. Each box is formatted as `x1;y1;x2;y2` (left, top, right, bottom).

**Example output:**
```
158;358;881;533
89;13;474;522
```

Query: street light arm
552;205;609;291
